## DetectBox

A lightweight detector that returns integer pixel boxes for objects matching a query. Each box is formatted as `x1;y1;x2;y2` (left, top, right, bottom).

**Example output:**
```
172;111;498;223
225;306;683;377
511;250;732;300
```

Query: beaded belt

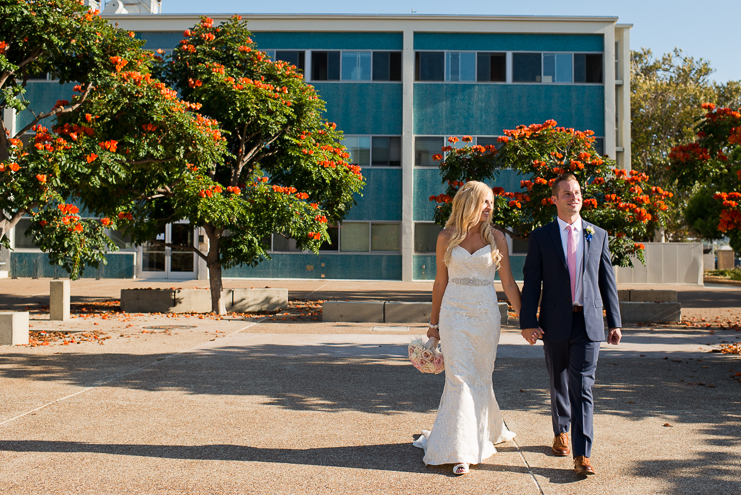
449;277;492;287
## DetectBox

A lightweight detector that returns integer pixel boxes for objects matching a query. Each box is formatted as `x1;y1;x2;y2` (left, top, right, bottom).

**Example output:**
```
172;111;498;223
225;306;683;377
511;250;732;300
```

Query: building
5;8;632;282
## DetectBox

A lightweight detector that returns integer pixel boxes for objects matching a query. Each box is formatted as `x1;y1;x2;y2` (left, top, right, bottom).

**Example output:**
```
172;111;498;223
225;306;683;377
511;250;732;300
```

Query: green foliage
630;48;741;240
669;104;741;251
684;187;725;240
430;122;674;267
706;268;741;281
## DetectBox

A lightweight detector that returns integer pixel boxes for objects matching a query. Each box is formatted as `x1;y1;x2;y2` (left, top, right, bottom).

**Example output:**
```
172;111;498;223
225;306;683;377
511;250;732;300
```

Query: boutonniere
584;226;595;242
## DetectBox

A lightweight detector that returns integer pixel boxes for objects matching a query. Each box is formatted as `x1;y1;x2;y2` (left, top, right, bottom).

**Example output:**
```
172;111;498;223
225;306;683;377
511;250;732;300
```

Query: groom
520;173;622;476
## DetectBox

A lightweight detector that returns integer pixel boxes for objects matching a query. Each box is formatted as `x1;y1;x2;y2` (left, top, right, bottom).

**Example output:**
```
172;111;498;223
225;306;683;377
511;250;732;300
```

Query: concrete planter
619;301;682;324
120;288;287;313
0;312;29;346
322;301;509;324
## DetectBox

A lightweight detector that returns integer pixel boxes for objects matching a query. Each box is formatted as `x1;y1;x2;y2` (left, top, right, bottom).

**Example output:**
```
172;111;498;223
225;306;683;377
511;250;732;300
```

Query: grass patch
706;269;741;281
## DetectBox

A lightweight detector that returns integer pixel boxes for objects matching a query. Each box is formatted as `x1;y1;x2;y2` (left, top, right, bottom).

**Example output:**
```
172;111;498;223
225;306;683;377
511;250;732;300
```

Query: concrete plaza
0;278;740;494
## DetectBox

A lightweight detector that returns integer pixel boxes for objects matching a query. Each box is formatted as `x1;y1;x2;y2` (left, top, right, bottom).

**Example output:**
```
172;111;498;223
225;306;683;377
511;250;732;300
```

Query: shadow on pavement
0;440;430;473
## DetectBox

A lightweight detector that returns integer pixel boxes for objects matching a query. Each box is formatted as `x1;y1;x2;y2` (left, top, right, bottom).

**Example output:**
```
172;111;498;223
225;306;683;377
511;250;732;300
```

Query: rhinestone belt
449;277;492;287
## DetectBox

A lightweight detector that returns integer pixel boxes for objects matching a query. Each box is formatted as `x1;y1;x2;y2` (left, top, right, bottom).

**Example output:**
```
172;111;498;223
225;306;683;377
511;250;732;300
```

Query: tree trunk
204;224;226;315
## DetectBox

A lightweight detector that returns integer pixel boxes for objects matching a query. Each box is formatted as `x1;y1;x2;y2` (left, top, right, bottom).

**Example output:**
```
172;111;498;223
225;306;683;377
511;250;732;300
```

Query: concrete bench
120;288;288;313
322;301;510;324
617;290;677;303
619;301;682;324
0;312;29;346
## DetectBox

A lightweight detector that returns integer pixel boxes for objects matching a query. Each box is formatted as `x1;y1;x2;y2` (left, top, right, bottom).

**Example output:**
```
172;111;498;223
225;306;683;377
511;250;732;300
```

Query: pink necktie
567;225;577;303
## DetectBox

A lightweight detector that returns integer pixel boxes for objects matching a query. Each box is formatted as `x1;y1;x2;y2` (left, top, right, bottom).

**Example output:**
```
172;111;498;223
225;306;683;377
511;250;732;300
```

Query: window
574;53;603;83
512;53;542;83
340;222;370;252
371;137;401;166
593;137;605;156
477;53;506;82
273;234;301;252
342;136;401;167
371;223;400;251
476;137;504;149
372;52;402;81
511;237;529;254
415;137;444;166
275;50;306;72
543;53;573;83
319;226;339;251
415;223;443;253
445;52;475;82
341;51;372;81
342;136;371;166
415;52;444;81
107;229;135;249
13;219;38;249
312;51;340;81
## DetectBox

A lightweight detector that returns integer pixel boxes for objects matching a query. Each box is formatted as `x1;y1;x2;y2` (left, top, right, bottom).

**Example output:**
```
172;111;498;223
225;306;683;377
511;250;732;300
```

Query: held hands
607;327;622;345
521;327;544;345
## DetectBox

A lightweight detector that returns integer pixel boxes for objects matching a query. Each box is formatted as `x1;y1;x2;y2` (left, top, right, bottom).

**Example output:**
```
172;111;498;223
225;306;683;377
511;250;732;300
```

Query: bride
413;180;522;475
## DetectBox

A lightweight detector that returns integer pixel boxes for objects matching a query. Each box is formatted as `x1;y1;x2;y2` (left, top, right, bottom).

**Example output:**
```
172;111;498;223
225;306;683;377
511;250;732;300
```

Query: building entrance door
139;222;197;279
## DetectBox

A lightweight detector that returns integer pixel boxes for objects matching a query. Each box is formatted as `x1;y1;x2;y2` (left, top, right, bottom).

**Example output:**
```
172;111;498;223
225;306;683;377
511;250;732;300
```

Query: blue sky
160;0;740;83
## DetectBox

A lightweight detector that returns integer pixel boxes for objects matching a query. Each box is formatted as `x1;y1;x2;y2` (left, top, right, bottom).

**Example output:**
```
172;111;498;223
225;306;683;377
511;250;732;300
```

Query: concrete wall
614;242;704;285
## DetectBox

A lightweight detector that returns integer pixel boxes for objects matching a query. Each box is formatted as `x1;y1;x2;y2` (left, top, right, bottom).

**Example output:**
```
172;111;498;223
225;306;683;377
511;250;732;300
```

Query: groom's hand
521;327;544;345
607;327;622;345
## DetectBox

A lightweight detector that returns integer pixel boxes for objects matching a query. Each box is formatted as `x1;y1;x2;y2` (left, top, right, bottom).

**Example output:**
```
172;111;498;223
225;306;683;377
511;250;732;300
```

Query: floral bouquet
408;337;445;374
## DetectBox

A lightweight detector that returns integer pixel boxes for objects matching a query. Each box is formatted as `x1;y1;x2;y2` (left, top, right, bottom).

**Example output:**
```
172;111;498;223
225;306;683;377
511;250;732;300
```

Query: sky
156;0;741;83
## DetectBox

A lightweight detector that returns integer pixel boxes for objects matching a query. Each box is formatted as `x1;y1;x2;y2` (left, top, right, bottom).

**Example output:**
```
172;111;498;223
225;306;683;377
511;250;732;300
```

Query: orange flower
101;218;111;226
462;136;473;142
447;136;459;143
74;223;84;232
86;153;98;163
432;154;443;161
9;162;20;172
36;174;47;183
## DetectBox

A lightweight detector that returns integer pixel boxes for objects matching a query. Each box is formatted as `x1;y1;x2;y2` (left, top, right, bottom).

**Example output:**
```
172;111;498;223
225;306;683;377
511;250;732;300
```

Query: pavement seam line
0;318;266;430
301;280;331;300
507;421;546;495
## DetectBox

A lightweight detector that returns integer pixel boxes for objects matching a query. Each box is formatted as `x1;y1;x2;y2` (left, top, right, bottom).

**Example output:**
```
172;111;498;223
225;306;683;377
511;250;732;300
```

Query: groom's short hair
551;173;579;196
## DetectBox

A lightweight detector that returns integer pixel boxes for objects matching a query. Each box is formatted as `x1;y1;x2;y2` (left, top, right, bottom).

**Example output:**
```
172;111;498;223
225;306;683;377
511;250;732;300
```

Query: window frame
342;134;402;168
268;221;402;254
308;50;403;83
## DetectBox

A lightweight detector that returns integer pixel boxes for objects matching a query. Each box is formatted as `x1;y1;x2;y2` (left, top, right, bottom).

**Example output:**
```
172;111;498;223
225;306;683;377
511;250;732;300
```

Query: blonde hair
443;180;502;268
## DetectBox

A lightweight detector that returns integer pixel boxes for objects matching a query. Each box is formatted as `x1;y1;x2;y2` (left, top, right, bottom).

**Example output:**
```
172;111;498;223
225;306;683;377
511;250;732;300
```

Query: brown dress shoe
574;456;596;476
552;433;570;456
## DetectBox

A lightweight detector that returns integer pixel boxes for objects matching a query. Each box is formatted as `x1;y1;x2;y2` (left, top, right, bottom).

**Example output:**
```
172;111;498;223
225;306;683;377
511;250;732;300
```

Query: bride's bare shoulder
438;228;454;242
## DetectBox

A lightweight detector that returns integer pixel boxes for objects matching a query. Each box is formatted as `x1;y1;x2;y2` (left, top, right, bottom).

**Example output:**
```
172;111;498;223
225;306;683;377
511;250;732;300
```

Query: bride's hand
427;326;441;341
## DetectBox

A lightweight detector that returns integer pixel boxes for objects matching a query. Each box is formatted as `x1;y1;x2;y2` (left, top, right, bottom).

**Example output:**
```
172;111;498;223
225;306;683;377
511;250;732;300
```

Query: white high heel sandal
453;463;469;475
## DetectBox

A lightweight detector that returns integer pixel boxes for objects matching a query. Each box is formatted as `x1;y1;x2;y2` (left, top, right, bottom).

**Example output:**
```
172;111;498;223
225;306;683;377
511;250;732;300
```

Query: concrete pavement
0;278;740;494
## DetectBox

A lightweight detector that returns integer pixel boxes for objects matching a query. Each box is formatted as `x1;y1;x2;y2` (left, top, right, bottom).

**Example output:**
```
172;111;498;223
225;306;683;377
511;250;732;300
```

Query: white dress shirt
556;216;584;306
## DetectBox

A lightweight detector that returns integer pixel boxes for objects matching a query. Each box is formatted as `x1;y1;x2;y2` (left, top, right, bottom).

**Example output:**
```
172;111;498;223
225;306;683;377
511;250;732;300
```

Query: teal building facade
5;13;632;282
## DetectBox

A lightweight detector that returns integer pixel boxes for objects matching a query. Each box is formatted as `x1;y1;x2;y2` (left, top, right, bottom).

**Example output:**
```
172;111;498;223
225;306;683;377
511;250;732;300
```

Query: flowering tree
0;0;197;274
429;121;673;267
669;103;741;251
148;16;364;313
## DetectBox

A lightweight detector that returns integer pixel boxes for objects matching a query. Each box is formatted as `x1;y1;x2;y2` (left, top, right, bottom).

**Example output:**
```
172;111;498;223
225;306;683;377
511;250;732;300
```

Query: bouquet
408;337;445;374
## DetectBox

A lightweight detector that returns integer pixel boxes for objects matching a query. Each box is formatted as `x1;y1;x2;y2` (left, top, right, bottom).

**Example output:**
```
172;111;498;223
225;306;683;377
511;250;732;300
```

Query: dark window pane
319;226;339;251
312;51;340;81
477;53;490;81
415;137;443;166
512;237;529;254
414;223;442;253
490;53;506;82
275;51;305;72
574;54;586;83
585;54;603;83
13;219;38;249
389;52;402;81
593;137;604;156
372;136;389;165
373;52;390;81
513;53;541;82
312;52;327;80
388;136;401;166
415;52;444;81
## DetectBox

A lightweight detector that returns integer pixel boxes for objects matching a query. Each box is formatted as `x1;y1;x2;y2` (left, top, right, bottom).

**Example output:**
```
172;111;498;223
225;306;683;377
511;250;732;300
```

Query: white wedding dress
413;245;516;465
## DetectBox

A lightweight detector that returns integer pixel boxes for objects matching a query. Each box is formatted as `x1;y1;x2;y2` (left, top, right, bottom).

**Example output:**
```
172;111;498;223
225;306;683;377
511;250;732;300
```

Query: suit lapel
548;221;568;269
581;219;591;277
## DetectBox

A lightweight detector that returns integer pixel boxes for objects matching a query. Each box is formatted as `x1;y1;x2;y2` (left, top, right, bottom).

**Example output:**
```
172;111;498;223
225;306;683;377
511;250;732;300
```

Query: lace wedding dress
413;245;516;465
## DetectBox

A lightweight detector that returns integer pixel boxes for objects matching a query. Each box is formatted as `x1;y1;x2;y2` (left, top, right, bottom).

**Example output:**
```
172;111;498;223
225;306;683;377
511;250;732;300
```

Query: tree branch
15;82;94;137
